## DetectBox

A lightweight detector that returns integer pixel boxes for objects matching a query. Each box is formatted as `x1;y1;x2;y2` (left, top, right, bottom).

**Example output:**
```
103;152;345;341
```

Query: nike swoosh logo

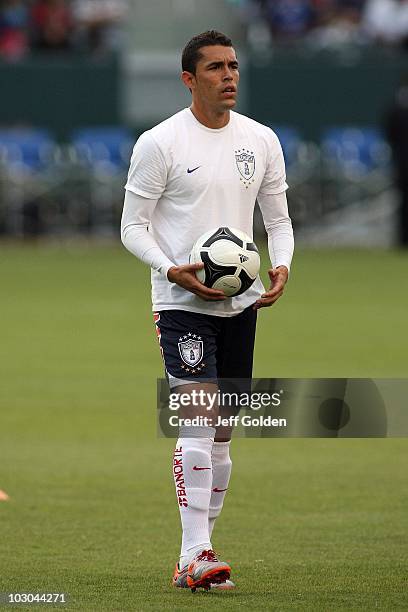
213;487;228;492
193;466;211;471
187;166;201;174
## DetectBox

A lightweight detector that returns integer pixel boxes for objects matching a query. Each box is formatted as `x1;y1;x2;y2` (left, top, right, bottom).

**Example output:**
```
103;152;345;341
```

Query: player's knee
182;447;212;481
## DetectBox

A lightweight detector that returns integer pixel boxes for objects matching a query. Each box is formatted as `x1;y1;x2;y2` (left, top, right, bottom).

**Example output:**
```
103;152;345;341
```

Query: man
121;30;294;592
385;75;408;247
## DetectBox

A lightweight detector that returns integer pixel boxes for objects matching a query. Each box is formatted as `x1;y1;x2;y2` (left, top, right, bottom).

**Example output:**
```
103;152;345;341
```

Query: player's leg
208;305;258;537
173;381;218;569
171;389;232;591
154;310;231;590
208;440;232;539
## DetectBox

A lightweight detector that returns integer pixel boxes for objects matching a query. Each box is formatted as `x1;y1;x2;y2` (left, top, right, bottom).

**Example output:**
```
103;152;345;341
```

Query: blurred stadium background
1;2;408;610
1;0;407;245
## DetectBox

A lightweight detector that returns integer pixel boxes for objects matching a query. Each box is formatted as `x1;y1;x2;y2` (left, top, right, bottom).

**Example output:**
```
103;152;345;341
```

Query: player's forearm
121;190;175;278
266;219;294;272
121;225;175;277
257;191;294;272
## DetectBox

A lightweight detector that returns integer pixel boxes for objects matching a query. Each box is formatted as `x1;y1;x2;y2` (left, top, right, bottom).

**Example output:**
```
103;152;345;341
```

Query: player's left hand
253;266;289;310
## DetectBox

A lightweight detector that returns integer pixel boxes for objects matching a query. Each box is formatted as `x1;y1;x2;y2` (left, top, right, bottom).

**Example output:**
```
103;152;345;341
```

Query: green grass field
1;243;407;611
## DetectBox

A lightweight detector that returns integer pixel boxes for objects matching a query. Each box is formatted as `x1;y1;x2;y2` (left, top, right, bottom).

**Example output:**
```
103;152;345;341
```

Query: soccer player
121;30;294;591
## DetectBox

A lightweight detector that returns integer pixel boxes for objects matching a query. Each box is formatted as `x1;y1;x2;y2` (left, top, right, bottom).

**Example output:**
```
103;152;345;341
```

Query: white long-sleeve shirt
121;190;294;278
122;108;294;316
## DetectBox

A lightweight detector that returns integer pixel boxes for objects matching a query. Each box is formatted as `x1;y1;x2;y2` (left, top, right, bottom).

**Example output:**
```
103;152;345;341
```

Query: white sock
173;428;215;568
209;441;232;538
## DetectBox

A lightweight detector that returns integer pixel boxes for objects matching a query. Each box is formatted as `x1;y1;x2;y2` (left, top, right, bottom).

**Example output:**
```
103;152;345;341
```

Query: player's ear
181;71;195;93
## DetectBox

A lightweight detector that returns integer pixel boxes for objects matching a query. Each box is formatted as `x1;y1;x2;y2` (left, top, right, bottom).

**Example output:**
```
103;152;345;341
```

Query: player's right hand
167;263;226;301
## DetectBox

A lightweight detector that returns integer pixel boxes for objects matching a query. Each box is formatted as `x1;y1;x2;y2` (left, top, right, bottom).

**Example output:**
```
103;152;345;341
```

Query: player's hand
253;266;289;310
167;263;226;301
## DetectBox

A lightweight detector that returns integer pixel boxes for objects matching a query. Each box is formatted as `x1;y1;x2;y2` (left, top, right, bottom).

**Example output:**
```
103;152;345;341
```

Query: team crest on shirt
235;148;255;188
178;334;205;372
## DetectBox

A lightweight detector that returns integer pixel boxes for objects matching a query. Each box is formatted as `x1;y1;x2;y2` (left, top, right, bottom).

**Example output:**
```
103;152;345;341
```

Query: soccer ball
190;227;260;297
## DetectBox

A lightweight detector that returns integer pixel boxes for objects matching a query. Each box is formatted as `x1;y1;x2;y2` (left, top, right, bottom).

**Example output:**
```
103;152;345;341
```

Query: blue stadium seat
321;127;390;176
0;128;56;173
269;125;303;169
70;127;134;173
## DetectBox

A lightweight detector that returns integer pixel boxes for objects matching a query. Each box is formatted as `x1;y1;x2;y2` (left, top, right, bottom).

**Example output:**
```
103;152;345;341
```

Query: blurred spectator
385;77;408;246
0;0;29;61
362;0;408;47
258;0;316;42
247;0;408;49
310;0;338;26
30;0;73;52
308;0;365;47
250;0;369;47
71;0;127;56
0;0;128;60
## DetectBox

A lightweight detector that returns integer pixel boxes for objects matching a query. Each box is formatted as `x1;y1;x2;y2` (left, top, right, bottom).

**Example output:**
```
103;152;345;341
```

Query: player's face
185;45;239;113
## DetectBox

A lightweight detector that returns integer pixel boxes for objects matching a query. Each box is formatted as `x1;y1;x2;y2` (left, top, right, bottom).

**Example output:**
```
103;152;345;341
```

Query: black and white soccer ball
190;227;260;297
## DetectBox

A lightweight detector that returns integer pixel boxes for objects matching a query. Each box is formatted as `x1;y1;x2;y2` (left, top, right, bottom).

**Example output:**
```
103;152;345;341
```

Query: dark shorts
153;306;257;388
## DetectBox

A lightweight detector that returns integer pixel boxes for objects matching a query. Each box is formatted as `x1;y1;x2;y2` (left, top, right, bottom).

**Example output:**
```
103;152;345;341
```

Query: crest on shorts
235;148;255;182
178;336;203;367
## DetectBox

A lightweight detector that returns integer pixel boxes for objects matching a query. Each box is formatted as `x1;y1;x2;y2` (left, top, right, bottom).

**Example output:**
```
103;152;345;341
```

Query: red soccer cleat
186;549;231;592
172;559;235;590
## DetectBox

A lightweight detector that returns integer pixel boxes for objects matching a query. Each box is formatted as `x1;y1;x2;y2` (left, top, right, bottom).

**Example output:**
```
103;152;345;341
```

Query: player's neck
189;103;230;129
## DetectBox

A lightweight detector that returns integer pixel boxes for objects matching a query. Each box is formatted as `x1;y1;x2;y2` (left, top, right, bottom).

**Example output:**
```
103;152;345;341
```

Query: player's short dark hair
182;30;233;75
